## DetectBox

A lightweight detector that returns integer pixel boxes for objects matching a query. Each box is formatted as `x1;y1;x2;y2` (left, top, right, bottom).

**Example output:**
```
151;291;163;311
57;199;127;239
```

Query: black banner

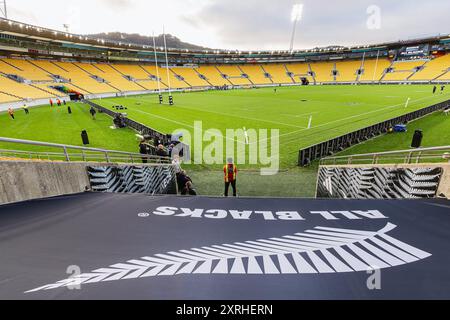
0;193;449;300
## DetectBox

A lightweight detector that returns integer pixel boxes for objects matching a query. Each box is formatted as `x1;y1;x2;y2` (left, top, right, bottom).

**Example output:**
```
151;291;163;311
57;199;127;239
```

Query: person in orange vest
57;99;61;106
49;99;53;107
224;158;237;197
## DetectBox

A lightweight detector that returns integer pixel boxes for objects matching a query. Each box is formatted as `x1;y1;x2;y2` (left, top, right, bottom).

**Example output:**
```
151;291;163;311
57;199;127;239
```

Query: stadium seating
239;65;272;85
285;63;314;83
216;65;252;86
166;68;209;87
358;58;391;82
0;54;448;104
196;65;228;86
336;60;362;82
51;61;117;94
0;58;52;81
140;65;190;89
309;62;335;83
0;76;55;100
0;92;20;103
261;64;294;84
410;54;450;81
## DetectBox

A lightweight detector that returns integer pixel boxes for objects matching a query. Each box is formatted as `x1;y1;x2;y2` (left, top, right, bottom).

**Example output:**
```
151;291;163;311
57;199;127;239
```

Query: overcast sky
5;0;450;50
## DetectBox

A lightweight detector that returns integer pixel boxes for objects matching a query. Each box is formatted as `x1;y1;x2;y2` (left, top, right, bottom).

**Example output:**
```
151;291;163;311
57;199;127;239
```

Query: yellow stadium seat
261;64;294;84
359;58;391;82
285;63;314;83
309;62;335;83
170;68;210;87
216;65;252;86
336;60;362;82
410;54;450;81
196;66;228;86
382;60;427;81
239;65;272;85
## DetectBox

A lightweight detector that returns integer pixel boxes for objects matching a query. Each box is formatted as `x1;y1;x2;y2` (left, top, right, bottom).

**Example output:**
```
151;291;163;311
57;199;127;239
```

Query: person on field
224;158;237;197
441;85;446;94
433;86;437;94
89;106;97;119
8;107;15;120
49;99;54;107
23;104;29;115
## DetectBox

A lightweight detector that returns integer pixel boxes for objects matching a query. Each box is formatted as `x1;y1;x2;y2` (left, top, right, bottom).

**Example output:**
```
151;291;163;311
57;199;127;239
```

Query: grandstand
285;63;314;83
382;60;427;81
310;61;335;83
358;58;392;82
0;54;449;104
261;63;294;84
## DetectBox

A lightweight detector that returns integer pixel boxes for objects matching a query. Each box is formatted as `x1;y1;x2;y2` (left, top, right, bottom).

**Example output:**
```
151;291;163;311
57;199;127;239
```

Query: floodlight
291;4;303;22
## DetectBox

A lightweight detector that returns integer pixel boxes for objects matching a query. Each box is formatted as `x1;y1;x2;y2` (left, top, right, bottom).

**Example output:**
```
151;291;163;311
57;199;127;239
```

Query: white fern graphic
26;223;431;293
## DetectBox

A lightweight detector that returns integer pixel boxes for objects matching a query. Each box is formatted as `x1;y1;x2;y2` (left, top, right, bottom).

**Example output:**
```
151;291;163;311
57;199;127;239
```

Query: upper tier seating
383;60;427;81
409;55;450;81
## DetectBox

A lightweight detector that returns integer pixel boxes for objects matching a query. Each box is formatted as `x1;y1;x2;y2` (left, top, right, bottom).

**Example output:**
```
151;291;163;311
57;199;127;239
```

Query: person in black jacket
139;140;151;163
156;144;168;158
177;170;197;196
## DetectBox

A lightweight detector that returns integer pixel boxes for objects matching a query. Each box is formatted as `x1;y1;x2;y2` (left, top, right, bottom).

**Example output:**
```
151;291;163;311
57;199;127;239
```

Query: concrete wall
0;161;91;205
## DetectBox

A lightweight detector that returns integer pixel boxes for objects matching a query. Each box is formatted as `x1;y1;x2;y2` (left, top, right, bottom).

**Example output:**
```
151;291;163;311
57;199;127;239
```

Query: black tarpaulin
0;192;449;300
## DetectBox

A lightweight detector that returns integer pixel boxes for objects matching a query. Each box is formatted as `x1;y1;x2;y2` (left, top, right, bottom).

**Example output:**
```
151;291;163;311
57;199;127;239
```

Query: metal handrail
320;145;450;165
0;137;171;164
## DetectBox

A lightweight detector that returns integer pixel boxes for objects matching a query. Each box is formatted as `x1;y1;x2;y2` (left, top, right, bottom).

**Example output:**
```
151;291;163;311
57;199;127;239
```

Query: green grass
187;166;319;198
92;85;449;168
338;111;450;156
0;103;139;153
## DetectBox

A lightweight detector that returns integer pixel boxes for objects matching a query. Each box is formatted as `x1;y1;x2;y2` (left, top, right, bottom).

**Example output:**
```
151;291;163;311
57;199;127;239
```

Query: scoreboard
399;44;430;57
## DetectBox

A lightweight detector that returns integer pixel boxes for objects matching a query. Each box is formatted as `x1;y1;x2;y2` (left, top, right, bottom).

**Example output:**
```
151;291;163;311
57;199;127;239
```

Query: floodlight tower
289;3;304;53
0;0;8;19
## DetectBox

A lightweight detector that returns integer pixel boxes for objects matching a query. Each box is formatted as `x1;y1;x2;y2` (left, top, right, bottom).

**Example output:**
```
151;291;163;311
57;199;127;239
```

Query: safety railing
0;137;171;164
320;145;450;166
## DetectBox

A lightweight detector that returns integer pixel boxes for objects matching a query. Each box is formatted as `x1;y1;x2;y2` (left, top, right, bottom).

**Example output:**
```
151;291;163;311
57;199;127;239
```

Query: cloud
98;0;135;9
182;0;450;50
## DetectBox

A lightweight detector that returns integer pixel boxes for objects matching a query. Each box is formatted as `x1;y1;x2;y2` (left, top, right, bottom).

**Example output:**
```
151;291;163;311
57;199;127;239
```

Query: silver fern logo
26;223;430;293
